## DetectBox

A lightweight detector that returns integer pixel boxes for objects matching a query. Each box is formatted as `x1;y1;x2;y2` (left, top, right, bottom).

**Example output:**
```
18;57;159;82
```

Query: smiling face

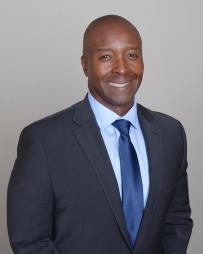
81;18;144;116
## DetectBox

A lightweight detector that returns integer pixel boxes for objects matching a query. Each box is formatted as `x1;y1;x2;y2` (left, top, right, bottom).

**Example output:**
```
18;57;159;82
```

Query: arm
7;126;59;254
162;122;193;254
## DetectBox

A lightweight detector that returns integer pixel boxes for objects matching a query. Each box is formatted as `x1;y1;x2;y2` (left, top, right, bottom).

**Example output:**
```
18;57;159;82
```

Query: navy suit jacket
7;97;193;254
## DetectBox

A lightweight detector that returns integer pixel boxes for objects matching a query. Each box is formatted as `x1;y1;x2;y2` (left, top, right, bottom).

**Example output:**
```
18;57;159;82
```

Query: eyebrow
96;46;140;51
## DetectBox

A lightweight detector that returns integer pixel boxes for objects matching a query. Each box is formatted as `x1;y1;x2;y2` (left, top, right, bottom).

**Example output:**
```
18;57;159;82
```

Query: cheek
133;62;144;76
90;60;111;78
138;60;144;73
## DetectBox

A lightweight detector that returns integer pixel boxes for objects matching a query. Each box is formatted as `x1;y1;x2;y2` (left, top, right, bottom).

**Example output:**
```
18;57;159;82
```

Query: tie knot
112;119;131;136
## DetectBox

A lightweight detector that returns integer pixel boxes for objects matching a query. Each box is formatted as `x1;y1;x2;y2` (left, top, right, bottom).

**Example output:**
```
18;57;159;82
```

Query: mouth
109;82;130;88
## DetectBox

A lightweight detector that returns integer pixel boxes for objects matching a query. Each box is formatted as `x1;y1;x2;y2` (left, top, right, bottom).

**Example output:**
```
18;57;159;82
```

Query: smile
109;82;130;88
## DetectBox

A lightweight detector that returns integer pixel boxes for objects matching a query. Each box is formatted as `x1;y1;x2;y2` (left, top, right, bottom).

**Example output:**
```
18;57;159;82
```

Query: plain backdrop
0;1;202;253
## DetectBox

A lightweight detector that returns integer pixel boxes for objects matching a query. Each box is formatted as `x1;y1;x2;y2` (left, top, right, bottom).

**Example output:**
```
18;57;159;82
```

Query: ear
81;55;88;77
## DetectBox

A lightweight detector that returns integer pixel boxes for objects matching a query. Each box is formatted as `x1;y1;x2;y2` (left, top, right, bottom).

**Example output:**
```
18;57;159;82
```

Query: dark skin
81;17;144;116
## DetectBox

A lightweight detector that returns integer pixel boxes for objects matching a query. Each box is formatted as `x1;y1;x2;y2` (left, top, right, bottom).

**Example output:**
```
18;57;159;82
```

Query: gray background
0;0;202;253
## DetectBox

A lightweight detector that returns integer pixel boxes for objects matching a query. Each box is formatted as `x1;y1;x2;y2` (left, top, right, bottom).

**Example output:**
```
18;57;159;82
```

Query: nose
112;57;128;75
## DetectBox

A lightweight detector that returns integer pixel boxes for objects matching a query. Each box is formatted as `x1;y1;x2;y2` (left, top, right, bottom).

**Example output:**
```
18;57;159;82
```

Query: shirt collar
88;92;139;130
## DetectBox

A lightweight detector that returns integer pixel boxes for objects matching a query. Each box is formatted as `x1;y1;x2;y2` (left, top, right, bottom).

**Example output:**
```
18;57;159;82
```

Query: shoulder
20;99;84;141
137;103;186;140
138;103;183;126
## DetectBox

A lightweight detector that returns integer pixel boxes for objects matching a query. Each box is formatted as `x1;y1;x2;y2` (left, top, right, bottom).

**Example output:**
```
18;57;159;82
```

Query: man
7;15;193;254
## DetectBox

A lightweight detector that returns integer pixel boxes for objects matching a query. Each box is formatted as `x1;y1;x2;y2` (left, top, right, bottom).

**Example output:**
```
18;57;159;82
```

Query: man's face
81;22;144;115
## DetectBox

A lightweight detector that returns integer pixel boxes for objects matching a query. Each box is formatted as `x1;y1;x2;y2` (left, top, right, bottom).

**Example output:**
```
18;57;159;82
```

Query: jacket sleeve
162;121;193;254
7;126;59;254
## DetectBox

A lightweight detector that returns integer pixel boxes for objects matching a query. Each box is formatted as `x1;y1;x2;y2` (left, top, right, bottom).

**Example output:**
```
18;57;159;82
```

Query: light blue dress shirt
88;93;149;207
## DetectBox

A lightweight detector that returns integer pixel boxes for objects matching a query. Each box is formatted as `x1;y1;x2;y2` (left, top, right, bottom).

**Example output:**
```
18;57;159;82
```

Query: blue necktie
112;119;144;246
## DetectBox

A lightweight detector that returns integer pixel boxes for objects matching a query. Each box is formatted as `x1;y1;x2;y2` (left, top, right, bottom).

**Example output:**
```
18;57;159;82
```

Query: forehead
86;21;141;51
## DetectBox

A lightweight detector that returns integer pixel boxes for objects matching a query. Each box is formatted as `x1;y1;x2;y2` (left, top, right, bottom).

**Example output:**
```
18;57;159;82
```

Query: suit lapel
133;104;165;252
73;98;132;250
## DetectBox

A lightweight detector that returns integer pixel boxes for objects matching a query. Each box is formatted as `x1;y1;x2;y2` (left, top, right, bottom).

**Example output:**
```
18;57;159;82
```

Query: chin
107;97;134;109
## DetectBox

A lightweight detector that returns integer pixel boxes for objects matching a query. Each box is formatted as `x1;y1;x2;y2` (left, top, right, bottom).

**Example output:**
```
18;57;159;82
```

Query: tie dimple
113;119;131;136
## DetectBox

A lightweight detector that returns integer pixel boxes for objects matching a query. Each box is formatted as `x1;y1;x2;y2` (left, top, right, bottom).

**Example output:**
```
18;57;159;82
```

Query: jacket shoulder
20;100;84;138
138;103;183;127
137;103;187;142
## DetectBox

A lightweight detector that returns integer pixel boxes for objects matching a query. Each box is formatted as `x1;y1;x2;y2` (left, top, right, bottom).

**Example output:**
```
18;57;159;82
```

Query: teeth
109;82;129;88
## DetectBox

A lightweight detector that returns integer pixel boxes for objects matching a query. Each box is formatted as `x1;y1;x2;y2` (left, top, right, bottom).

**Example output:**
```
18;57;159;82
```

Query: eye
99;55;112;61
127;52;138;60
